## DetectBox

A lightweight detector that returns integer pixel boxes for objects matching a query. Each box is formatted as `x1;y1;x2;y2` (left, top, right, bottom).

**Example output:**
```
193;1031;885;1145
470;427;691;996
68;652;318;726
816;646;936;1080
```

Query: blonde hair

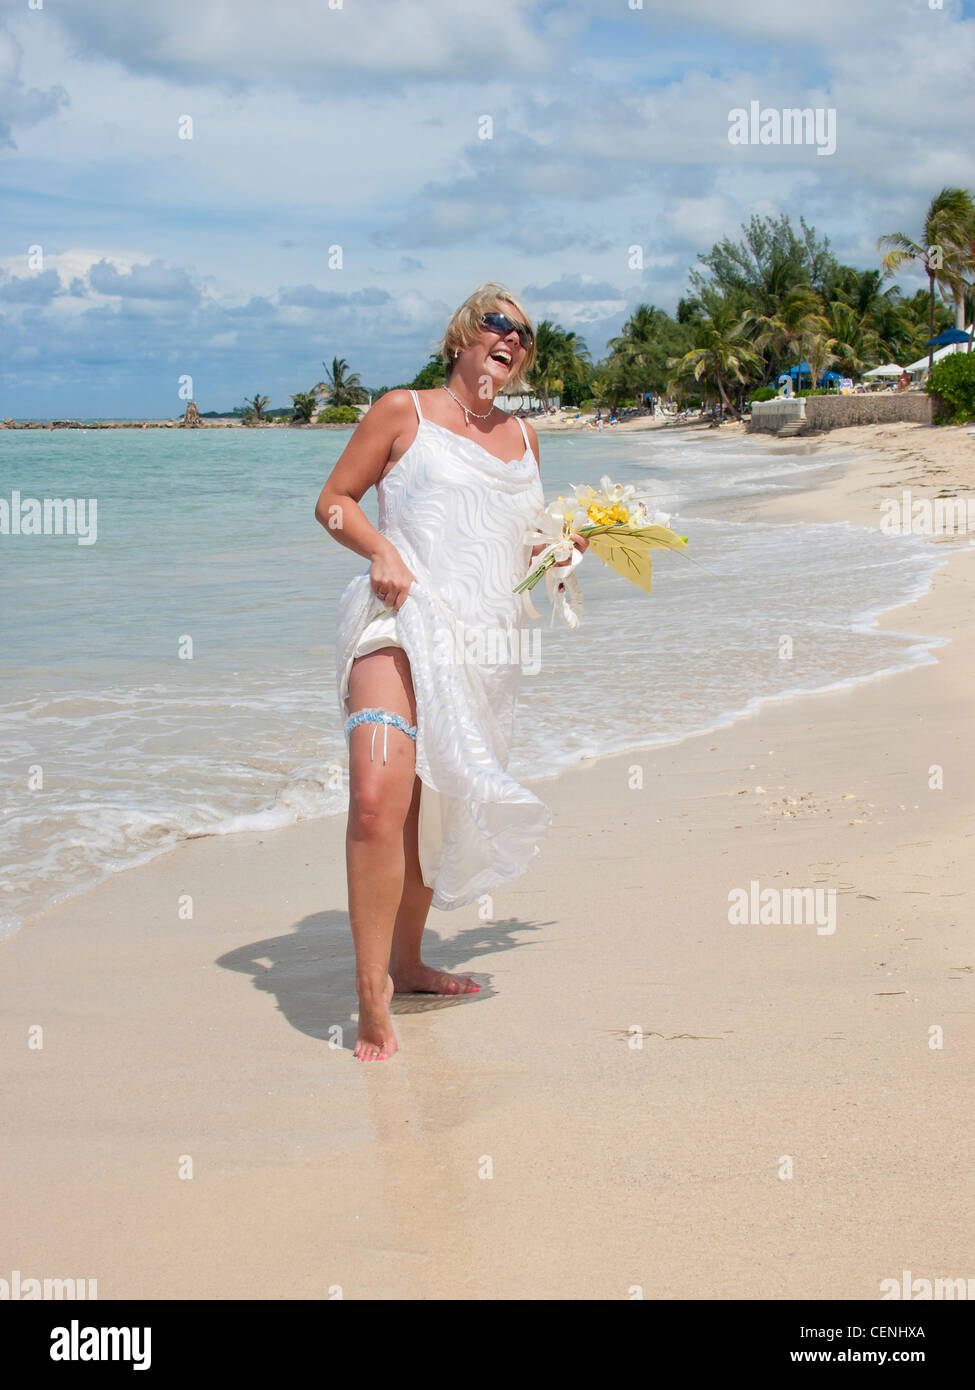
438;282;535;394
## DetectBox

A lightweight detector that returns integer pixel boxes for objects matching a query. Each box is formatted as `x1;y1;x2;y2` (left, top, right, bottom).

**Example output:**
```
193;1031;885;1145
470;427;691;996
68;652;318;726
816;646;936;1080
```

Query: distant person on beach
315;284;588;1061
897;370;911;392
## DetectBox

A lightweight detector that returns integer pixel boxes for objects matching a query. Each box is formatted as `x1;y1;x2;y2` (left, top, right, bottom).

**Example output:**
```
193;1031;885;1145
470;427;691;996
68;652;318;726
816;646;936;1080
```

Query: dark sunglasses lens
482;312;531;349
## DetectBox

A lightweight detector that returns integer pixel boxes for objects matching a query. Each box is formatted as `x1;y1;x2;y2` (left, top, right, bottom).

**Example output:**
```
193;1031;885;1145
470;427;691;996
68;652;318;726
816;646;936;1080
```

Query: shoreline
5;411;972;447
0;418;359;430
1;426;967;941
1;436;959;943
3;424;974;1297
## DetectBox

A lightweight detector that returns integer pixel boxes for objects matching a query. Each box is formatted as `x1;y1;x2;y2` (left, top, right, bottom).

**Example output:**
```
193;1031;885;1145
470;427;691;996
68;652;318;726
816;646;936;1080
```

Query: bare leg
388;780;479;996
346;646;418;1060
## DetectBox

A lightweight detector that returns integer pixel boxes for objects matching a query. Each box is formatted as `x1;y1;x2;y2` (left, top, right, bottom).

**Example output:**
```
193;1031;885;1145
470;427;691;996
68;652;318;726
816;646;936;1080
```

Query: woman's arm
314;390;417;608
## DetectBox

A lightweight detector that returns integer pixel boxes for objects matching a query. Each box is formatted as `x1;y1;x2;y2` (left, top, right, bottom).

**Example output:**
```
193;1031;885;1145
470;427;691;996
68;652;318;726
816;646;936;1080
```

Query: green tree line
243;187;975;424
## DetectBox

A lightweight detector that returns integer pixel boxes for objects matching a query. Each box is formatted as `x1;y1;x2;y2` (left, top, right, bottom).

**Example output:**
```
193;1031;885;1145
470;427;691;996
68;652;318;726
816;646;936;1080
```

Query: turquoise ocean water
0;424;951;936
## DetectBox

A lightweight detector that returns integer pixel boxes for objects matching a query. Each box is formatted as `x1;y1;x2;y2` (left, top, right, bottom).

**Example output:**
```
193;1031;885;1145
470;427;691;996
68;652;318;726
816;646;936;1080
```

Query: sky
1;0;974;418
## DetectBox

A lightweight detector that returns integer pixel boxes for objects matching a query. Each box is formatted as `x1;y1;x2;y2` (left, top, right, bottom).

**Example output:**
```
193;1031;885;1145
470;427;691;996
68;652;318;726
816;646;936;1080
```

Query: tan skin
315;303;588;1060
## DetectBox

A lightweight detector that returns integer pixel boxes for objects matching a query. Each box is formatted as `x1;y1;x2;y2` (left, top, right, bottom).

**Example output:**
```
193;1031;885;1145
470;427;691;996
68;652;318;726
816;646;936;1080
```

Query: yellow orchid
515;476;687;615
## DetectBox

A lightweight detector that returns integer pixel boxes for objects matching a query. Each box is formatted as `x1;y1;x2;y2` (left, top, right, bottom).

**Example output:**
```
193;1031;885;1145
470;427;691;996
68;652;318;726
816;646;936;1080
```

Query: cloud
0;253;450;414
277;285;393;310
661;196;741;253
46;0;554;92
0;24;68;146
588;0;962;47
86;258;200;300
4;0;974;417
0;268;62;303
521;273;626;302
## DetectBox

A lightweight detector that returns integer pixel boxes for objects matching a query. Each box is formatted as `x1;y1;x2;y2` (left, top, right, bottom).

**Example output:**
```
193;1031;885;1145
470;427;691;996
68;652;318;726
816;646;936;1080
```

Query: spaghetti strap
409;388;422;422
514;413;530;452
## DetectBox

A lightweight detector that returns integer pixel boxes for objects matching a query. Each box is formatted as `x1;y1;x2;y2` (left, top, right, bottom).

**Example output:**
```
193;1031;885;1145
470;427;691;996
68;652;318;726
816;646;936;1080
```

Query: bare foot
354;974;399;1061
391;962;480;995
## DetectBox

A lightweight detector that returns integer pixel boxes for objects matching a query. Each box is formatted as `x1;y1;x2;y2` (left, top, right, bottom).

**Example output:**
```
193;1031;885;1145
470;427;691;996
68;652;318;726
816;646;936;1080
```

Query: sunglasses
480;310;533;351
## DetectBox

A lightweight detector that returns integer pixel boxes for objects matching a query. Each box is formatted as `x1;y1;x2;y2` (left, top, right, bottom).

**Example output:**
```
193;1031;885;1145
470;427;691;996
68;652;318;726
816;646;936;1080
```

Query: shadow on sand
216;910;551;1052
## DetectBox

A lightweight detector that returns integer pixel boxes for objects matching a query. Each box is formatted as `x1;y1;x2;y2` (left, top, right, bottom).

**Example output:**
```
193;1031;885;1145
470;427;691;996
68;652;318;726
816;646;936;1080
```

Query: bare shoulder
342;390;417;466
359;388;414;431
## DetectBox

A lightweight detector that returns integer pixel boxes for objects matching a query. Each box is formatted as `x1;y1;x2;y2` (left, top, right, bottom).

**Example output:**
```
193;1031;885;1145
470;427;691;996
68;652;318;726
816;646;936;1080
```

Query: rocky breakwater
1;414;238;429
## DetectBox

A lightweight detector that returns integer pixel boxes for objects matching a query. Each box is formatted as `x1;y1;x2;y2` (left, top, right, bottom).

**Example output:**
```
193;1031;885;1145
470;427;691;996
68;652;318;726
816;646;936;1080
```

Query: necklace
441;382;496;426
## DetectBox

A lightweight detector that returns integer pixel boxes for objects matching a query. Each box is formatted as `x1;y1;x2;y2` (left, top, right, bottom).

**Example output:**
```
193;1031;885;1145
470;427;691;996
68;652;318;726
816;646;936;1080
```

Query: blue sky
1;0;974;418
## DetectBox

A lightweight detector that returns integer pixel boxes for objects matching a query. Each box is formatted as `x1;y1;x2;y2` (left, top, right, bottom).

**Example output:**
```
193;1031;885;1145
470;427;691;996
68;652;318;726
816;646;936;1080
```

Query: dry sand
2;422;973;1300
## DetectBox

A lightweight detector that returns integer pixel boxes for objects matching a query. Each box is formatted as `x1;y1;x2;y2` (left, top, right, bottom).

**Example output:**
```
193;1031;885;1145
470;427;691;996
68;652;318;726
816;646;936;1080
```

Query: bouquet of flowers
515;476;687;627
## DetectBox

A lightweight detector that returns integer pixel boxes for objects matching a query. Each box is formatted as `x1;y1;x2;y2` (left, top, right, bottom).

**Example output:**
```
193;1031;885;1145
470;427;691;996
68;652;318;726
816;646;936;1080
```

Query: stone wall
747;399;806;433
803;393;934;430
748;392;936;434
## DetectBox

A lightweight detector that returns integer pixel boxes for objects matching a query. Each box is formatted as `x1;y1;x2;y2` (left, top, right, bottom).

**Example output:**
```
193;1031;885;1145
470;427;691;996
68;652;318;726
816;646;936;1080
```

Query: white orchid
523;501;574;561
568;478;675;529
515;474;688;625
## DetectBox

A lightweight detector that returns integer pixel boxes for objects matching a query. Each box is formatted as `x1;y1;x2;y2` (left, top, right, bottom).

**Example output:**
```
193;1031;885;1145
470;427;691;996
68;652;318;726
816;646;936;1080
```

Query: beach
2;424;973;1300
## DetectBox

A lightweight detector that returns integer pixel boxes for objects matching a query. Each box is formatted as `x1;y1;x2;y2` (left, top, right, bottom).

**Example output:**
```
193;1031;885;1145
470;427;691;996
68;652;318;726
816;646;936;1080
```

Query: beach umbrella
924;327;971;347
781;366;842;388
863;364;903;378
814;368;842;391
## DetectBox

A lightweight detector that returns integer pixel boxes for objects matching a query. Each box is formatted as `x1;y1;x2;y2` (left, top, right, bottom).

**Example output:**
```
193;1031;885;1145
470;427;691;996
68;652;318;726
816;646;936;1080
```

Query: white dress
335;389;551;910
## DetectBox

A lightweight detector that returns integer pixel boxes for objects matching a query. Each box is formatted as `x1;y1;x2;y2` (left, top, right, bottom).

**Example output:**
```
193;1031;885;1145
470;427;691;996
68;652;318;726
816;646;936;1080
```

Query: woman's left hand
553;532;589;567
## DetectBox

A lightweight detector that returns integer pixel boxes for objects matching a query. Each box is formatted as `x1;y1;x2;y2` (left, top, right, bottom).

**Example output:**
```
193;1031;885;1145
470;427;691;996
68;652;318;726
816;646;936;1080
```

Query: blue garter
344;707;418;764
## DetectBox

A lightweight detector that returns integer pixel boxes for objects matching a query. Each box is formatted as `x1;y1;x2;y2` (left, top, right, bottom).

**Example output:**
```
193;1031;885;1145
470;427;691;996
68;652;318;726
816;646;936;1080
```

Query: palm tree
593;357;631;412
667;318;761;420
878;187;975;369
606;303;691;403
744;285;827;392
557;328;591;403
290;391;318;423
806;332;840;393
529;322;590;409
936;202;975;351
242;393;270;422
869;293;922;366
823;302;880;379
316;357;367;407
889;289;953;363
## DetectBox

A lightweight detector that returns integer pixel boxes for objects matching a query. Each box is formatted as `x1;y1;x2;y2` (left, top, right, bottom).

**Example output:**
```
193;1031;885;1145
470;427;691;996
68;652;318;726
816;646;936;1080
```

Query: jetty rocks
1;419;180;429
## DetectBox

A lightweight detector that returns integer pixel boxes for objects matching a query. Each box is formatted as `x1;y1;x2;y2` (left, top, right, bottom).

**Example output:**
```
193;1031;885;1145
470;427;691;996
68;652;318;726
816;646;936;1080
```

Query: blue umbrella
778;364;841;384
925;327;971;347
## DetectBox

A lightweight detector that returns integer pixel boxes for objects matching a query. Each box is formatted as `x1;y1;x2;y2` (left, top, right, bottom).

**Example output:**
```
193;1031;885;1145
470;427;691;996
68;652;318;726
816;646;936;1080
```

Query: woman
315;283;587;1061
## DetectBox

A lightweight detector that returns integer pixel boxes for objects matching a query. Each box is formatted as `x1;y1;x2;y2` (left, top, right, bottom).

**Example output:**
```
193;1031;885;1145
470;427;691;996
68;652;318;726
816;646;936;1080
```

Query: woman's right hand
369;540;416;611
